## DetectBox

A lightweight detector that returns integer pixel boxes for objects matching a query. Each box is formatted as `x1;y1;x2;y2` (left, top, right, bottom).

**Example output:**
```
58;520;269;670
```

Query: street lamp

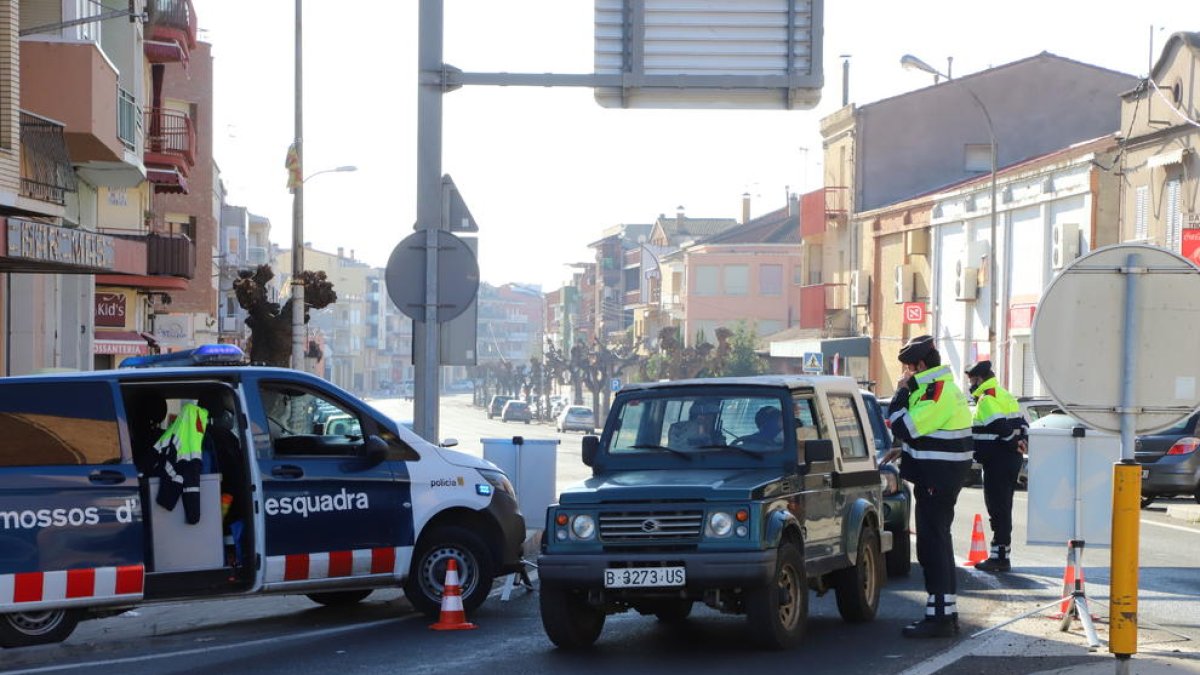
901;54;1000;375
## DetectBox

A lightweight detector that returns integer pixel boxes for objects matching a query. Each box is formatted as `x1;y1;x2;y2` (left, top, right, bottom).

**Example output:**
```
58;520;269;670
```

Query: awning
146;166;189;194
1147;148;1188;169
95;273;189;290
94;331;154;356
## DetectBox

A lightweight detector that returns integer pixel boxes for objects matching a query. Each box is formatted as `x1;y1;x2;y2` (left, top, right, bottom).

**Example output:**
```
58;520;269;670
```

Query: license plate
604;566;685;588
1142;469;1149;479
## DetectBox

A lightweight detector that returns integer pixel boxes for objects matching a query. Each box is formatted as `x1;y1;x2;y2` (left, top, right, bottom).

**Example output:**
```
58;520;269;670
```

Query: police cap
966;360;994;379
897;335;936;365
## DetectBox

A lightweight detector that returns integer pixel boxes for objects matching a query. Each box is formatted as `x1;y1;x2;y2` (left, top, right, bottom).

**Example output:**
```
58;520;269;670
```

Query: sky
197;1;1192;292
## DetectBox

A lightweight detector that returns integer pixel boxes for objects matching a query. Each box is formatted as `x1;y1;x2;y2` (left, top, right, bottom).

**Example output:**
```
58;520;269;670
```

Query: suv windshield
608;392;793;457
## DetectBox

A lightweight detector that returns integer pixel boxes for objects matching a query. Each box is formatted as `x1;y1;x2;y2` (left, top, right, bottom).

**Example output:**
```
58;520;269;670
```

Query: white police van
0;345;525;647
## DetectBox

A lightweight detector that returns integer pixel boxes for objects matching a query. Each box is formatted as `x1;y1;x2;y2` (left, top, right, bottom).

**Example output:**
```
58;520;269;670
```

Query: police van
0;345;525;648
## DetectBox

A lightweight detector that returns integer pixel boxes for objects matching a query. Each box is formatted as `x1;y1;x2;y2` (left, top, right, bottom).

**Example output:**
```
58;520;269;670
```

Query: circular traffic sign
1033;244;1200;434
385;230;479;323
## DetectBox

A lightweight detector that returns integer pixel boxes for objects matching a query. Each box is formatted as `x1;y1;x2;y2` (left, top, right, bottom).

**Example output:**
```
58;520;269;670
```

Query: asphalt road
3;393;1197;674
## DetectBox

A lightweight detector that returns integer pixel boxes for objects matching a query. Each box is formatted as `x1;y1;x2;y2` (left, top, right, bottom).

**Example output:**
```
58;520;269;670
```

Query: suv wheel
886;526;911;577
404;526;495;617
540;586;605;649
833;526;884;622
745;542;807;649
0;609;80;648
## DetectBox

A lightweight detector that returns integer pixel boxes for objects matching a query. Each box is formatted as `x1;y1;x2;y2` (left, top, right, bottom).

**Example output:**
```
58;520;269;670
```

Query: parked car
501;400;533;424
557;405;596;434
1136;413;1200;507
861;391;913;577
487;395;513;419
1018;396;1061;423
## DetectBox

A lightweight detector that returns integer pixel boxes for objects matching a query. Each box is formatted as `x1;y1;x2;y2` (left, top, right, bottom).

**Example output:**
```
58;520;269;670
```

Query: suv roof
620;374;861;394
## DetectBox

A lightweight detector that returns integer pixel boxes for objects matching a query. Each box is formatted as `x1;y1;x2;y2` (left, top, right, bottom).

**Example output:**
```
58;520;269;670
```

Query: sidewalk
1165;503;1200;524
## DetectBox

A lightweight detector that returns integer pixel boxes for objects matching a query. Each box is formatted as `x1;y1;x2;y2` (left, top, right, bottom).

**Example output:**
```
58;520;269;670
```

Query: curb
1165;504;1200;523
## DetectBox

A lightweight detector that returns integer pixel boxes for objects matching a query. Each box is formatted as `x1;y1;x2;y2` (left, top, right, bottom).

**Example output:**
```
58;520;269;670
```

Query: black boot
975;544;1011;572
903;617;959;638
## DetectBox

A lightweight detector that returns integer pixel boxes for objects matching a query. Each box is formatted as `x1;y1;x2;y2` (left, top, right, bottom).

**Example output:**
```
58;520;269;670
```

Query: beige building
1118;32;1199;254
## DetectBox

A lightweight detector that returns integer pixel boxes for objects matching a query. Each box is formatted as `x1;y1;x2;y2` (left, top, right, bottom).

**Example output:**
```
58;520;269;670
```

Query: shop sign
94;292;127;328
6;218;115;270
1182;228;1200;268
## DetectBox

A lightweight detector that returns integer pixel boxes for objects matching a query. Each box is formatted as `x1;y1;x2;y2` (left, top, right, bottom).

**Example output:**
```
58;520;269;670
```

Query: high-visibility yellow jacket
970;377;1028;462
888;365;974;491
153;403;208;524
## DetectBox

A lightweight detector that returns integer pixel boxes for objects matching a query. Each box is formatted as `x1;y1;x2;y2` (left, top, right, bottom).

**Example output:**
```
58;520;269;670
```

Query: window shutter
1166;179;1182;251
1134;186;1148;240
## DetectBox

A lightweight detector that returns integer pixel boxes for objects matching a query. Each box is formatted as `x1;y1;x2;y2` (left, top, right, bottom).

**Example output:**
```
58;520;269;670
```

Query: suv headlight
706;511;734;538
880;469;899;496
571;514;596;540
478;469;516;499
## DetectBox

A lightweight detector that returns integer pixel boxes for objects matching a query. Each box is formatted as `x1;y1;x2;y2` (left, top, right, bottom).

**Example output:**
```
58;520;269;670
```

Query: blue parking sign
610;378;622;392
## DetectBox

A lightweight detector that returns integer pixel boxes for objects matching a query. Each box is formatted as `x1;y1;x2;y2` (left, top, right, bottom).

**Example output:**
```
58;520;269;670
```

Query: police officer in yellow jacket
882;335;974;638
966;360;1029;573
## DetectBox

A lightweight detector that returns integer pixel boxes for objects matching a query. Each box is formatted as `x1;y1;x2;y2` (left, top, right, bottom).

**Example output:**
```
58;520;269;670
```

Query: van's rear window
0;382;120;466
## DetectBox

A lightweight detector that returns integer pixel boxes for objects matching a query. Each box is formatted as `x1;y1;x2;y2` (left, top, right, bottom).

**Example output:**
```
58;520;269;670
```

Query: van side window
0;382;121;466
828;394;869;459
259;384;363;457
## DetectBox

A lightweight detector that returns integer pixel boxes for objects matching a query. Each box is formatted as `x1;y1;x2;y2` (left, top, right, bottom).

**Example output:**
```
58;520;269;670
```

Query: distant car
1136;413;1200;507
501;400;532;424
1018;396;1061;423
862;391;912;577
557;405;595;434
487;395;513;419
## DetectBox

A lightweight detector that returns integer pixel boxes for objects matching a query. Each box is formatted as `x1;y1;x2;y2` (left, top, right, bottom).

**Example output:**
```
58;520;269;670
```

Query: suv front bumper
538;549;777;590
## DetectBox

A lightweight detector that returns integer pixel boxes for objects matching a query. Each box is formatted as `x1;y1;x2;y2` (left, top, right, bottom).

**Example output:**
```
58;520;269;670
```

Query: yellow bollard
1109;462;1141;657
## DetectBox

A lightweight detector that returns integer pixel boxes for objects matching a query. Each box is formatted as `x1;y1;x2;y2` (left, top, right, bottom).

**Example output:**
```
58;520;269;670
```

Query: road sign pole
413;0;443;442
1110;253;1142;661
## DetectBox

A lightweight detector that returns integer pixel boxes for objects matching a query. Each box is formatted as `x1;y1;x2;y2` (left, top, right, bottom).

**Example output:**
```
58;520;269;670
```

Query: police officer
882;335;974;638
966;360;1029;573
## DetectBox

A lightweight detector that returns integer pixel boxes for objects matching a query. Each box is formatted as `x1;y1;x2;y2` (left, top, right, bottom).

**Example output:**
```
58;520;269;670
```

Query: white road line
1012;493;1199;534
5;615;418;675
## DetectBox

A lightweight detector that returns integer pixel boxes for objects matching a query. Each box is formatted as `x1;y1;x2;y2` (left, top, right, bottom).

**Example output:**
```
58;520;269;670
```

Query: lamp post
289;161;358;371
901;54;999;374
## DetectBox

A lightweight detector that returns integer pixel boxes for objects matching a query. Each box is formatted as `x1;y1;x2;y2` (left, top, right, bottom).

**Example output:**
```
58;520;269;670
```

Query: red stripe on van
13;572;42;603
327;550;353;577
284;554;309;581
370;547;396;574
115;565;144;595
65;568;95;598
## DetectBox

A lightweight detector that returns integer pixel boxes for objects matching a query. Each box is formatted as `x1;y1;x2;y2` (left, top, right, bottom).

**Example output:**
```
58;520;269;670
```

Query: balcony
145;108;195;194
145;0;198;64
20;41;124;165
623;289;642;306
19;111;76;207
799;284;827;330
146;233;195;278
800;187;850;239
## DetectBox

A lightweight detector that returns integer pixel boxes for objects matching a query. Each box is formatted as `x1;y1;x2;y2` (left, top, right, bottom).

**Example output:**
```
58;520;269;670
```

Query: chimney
337;247;344;258
742;193;751;224
840;54;851;107
788;193;799;217
676;205;685;229
350;249;355;260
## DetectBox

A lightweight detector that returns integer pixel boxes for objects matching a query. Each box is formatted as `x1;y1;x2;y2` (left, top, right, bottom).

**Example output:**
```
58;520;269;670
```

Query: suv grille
599;510;704;542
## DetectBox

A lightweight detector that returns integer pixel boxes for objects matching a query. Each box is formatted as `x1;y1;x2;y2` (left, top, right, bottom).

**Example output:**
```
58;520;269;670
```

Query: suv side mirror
361;435;388;463
581;435;599;467
805;439;835;463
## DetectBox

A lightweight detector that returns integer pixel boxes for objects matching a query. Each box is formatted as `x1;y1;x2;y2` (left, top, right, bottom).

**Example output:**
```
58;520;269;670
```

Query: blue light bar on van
120;344;247;369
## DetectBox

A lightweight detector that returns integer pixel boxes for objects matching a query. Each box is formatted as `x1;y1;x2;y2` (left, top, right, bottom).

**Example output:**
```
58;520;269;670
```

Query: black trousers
914;483;962;599
981;450;1024;547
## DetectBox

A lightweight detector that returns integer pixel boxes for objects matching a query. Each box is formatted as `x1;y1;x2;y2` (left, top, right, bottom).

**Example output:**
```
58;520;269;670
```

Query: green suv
537;376;889;650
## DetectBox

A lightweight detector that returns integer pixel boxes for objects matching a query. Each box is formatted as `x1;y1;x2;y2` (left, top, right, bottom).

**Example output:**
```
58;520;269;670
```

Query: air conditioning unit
905;229;929;256
1052;223;1080;270
850;271;869;307
894;264;912;304
955;259;978;301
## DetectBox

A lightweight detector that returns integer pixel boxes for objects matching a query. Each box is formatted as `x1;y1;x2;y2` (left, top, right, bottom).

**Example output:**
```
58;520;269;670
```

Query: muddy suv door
0;380;144;647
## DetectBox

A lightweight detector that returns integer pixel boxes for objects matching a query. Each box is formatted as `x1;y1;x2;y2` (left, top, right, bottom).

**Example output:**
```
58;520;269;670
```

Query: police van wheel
404;526;495;617
745;542;808;649
540;586;604;649
306;590;372;607
0;610;80;648
833;526;884;623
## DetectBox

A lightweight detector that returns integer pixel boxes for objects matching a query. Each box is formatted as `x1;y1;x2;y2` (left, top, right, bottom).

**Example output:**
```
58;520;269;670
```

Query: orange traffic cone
963;514;988;566
1052;564;1087;619
429;558;477;631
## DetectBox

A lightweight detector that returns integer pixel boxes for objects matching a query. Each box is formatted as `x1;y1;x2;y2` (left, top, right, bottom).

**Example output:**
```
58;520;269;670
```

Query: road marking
5;615;419;674
1012;493;1199;534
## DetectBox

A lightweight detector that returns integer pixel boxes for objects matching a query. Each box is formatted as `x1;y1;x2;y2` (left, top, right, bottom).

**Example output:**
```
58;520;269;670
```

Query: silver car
556;405;595;434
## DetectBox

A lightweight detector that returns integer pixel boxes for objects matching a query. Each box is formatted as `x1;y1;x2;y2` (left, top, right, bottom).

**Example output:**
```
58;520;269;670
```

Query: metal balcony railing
19;111;76;206
117;87;140;152
146;232;195;278
145;108;196;167
145;0;197;52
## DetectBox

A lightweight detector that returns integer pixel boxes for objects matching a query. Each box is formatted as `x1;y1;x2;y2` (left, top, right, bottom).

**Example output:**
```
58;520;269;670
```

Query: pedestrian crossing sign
802;352;823;374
